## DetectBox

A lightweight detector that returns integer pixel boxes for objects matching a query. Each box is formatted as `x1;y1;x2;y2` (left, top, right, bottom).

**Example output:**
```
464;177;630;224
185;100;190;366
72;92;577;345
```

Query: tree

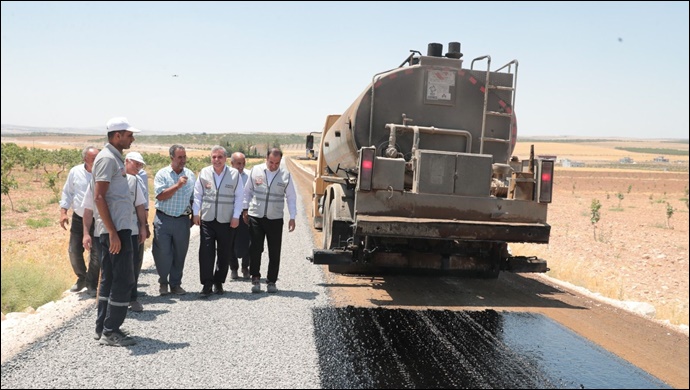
616;192;624;209
1;163;19;212
1;143;20;211
665;203;674;229
590;199;601;240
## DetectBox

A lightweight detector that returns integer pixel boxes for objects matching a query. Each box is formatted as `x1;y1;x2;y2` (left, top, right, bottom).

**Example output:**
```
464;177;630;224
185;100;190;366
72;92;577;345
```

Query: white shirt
59;163;92;217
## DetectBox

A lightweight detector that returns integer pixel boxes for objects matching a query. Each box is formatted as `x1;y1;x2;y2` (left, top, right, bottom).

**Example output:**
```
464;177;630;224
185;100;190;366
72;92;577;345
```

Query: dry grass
513;140;689;163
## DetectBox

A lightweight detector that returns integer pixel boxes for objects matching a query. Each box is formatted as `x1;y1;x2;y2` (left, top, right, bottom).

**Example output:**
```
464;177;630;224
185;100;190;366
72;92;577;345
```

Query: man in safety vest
242;148;296;294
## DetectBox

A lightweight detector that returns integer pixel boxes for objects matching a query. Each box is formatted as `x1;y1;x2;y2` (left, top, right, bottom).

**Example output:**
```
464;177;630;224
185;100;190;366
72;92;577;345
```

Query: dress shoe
70;279;86;293
213;283;224;295
171;285;186;295
200;284;213;297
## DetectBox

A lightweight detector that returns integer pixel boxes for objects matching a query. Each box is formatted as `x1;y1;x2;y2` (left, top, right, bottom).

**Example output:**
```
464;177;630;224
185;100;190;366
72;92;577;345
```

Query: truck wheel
322;198;333;249
323;198;350;250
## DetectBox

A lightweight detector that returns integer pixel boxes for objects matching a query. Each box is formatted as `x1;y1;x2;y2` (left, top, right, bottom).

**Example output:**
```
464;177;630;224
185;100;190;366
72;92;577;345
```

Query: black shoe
70;279;86;293
200;284;213;297
99;330;135;347
86;286;98;297
213;283;224;295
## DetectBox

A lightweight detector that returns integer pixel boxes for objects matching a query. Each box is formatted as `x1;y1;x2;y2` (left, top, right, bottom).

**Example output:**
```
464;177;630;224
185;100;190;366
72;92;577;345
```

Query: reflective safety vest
247;163;291;220
199;166;240;223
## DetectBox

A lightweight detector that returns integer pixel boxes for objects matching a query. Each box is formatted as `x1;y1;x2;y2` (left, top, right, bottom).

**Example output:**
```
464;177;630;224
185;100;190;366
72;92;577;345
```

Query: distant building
619;156;634;164
653;156;669;163
560;158;585;168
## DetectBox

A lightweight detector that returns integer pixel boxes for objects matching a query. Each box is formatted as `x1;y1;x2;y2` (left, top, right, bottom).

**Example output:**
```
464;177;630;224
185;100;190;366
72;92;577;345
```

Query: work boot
99;330;136;347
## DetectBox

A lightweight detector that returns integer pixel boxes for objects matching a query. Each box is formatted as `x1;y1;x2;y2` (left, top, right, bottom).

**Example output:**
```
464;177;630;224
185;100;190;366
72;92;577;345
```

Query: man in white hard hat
92;116;140;346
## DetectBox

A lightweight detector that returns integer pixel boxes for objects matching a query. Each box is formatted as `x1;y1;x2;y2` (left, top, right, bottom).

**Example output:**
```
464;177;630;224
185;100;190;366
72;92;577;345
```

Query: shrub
590;199;602;240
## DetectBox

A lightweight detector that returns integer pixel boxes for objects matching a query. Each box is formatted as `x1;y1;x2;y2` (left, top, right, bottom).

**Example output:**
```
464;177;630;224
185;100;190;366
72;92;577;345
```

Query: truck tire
322;197;333;249
323;197;350;250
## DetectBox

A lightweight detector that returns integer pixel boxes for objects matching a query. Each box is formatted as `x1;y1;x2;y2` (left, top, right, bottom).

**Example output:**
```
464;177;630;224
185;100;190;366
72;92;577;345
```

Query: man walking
229;152;250;279
153;144;195;296
242;148;296;294
92;117;140;346
192;146;244;296
59;146;100;296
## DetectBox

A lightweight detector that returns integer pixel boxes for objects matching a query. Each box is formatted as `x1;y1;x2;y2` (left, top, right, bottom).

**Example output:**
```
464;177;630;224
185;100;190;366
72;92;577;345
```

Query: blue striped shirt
154;165;195;217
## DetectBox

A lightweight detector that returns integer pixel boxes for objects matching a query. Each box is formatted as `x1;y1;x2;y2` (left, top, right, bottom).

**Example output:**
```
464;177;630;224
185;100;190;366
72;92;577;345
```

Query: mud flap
309;249;353;265
506;256;548;273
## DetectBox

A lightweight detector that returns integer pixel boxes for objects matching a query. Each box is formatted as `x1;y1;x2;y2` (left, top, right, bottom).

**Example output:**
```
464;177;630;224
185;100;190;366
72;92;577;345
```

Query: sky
1;1;688;138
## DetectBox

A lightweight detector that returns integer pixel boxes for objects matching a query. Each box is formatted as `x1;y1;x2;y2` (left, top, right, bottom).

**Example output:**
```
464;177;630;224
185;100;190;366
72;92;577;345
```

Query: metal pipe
385;124;473;156
385;126;399;158
368;70;391;146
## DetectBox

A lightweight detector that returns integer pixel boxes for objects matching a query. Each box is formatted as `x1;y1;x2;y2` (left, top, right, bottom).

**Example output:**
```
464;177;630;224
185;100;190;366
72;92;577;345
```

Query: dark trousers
199;219;235;286
130;235;144;301
229;216;250;271
69;213;101;289
96;230;135;334
152;212;190;287
248;216;283;284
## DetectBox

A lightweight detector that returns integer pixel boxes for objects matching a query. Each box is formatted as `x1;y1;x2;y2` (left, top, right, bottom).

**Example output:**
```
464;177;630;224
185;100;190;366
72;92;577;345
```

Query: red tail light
537;159;554;203
359;147;375;191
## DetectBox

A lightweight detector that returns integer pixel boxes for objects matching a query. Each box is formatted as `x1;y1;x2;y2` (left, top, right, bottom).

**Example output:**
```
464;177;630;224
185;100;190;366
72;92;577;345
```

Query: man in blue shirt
153;144;195;296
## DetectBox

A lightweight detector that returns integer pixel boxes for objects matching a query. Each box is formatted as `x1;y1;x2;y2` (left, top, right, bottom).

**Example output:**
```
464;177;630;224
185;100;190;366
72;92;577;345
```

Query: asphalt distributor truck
308;42;553;278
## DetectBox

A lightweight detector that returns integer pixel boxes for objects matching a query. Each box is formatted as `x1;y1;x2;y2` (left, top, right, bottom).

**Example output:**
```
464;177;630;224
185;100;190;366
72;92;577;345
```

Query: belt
156;210;189;219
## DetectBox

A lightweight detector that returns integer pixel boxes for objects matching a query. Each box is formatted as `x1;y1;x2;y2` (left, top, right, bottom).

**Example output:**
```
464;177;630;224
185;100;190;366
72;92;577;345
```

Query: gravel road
1;184;329;389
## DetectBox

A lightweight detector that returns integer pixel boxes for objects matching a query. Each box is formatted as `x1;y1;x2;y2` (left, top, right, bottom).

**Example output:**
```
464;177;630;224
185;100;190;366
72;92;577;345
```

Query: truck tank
322;41;517;181
310;42;553;278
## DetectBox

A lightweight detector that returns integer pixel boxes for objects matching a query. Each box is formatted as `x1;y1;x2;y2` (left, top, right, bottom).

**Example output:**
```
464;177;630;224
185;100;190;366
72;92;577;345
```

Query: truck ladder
471;57;518;156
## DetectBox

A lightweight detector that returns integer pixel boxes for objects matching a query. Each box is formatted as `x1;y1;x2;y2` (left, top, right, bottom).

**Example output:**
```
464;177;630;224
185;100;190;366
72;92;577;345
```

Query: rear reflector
358;147;375;191
537;159;554;203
